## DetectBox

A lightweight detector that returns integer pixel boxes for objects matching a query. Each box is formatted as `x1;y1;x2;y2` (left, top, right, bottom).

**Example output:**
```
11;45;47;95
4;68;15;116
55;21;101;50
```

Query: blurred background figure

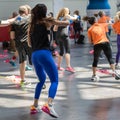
48;12;59;57
8;11;18;53
73;10;84;44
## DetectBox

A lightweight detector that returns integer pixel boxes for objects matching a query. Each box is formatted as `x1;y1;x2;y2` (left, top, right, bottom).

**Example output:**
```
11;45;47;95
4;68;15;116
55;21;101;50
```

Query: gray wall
0;0;118;19
0;0;53;19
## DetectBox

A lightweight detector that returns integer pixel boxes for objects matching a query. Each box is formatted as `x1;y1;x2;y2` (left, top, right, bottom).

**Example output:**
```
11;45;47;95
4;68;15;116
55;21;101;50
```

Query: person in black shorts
10;5;32;86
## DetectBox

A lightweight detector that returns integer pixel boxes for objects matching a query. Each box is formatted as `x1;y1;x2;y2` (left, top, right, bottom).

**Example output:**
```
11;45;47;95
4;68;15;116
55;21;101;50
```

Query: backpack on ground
77;34;85;44
2;41;9;49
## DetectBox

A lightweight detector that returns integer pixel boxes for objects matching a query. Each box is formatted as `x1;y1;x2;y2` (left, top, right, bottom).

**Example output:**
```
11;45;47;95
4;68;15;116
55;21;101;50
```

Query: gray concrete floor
0;32;120;120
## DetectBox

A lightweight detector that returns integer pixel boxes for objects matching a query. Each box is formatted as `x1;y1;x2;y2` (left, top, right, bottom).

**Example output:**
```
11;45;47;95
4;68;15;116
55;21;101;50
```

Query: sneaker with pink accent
58;67;65;71
41;103;59;118
52;51;59;56
66;67;75;73
30;105;42;114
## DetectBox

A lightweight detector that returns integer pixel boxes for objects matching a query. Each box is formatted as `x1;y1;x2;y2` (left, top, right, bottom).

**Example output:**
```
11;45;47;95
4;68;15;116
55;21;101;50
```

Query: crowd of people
0;3;120;118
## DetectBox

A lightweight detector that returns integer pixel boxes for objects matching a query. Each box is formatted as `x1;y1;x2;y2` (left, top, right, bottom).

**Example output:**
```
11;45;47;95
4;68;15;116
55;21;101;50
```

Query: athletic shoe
58;67;65;71
114;71;120;80
99;56;105;60
91;75;100;82
30;105;42;114
42;84;46;89
115;65;120;69
52;51;59;56
25;66;33;71
9;60;16;67
41;103;59;118
9;50;15;54
65;67;75;73
20;80;31;87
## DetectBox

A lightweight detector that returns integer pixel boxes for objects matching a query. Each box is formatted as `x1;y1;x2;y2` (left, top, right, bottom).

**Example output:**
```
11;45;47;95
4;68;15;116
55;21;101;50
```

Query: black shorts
16;41;32;65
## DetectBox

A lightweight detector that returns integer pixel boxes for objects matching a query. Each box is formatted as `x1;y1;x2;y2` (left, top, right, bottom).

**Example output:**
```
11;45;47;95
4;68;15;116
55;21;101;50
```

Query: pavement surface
0;31;120;120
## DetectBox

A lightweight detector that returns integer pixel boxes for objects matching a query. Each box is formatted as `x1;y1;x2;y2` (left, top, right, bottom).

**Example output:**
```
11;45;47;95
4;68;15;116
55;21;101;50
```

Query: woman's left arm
52;19;70;26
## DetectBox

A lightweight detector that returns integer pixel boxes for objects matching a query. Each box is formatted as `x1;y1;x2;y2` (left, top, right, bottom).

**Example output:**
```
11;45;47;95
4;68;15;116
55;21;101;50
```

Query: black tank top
30;24;50;52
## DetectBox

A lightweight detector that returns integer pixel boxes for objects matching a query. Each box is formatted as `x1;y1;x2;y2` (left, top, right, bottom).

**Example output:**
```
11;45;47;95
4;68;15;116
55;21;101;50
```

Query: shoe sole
30;110;38;114
30;109;42;114
58;68;65;71
65;69;75;73
115;76;120;80
19;83;31;88
91;78;99;82
25;69;32;71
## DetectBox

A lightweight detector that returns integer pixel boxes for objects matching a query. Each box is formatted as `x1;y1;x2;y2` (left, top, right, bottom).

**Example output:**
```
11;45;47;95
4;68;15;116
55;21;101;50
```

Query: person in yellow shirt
87;16;120;81
112;13;120;68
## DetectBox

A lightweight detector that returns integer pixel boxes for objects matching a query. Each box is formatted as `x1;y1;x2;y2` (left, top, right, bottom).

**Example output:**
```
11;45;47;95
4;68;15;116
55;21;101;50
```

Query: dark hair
30;4;47;32
94;13;98;17
74;10;79;15
31;4;47;20
48;12;53;17
82;16;96;25
12;11;18;18
88;17;96;25
98;11;104;17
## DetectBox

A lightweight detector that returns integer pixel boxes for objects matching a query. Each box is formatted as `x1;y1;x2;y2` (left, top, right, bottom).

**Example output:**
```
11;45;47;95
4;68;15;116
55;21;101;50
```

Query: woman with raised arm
85;16;120;81
28;4;69;118
54;7;77;73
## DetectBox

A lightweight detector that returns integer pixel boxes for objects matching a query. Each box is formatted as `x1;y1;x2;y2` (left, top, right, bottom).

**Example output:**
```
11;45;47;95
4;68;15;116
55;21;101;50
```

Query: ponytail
83;16;96;25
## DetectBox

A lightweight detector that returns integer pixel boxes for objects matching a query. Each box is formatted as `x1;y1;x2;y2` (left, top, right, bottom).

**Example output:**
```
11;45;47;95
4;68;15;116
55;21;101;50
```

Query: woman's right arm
0;17;16;26
66;14;78;21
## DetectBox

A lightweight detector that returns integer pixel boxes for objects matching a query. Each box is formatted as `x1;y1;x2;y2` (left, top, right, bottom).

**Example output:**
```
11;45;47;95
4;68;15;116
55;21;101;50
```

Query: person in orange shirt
97;11;110;32
98;11;113;39
98;11;110;23
112;14;120;68
87;16;120;81
97;11;112;59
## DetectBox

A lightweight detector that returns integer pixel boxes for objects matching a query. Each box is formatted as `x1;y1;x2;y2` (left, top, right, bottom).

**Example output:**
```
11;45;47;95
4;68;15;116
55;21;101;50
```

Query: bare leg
92;67;97;76
20;61;26;81
57;55;63;68
110;63;115;72
65;53;71;67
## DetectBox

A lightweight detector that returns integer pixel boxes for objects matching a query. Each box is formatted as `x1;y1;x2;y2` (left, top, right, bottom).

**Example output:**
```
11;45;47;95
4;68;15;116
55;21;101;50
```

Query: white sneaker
114;71;120;80
115;65;120;69
20;80;31;87
91;75;100;82
41;103;59;118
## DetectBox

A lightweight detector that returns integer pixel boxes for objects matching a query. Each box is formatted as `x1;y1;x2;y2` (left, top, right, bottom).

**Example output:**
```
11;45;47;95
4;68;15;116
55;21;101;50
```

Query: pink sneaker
30;105;42;114
58;67;65;71
66;67;75;73
41;103;59;118
53;43;57;48
52;51;59;56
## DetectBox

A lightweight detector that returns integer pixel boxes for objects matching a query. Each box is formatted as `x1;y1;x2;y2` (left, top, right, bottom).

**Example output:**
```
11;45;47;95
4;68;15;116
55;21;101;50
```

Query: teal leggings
32;49;58;99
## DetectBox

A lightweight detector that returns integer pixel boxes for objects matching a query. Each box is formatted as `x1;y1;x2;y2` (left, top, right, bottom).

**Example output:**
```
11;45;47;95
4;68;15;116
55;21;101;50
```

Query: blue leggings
32;50;58;99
